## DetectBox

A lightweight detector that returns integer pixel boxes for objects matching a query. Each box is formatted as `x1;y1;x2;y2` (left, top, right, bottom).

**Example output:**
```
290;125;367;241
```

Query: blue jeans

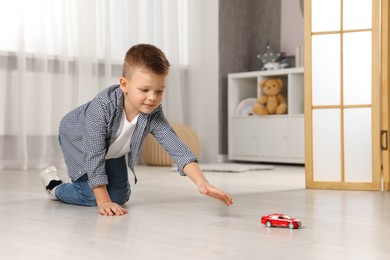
55;156;131;206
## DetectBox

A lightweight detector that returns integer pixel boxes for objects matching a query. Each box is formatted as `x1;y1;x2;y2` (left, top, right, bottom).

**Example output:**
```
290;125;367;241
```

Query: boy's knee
56;184;97;207
114;196;130;205
110;188;131;205
120;190;131;205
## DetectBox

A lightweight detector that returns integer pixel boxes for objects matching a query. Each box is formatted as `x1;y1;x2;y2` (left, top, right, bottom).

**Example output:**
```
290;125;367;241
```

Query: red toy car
261;214;302;229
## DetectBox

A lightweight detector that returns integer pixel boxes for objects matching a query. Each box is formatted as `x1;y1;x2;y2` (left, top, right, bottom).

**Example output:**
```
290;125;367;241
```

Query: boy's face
120;69;166;117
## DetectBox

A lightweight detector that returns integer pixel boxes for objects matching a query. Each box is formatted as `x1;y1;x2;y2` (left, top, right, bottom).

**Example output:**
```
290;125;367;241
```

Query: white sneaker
40;166;62;200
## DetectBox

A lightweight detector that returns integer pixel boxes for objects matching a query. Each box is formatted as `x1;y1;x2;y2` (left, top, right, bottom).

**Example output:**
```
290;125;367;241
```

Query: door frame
304;0;382;190
382;0;390;190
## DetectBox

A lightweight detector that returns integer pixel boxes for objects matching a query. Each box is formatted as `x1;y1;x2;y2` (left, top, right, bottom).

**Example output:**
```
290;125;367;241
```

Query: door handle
381;130;388;151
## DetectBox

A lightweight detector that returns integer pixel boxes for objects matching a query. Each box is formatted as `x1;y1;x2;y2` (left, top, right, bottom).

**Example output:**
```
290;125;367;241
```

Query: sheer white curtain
0;0;188;169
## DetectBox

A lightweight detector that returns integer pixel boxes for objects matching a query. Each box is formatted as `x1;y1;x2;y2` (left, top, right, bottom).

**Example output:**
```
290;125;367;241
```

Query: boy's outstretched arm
93;185;128;216
183;162;233;206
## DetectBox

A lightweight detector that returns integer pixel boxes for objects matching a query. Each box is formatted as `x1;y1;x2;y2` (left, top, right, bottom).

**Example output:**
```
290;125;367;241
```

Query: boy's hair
122;44;170;79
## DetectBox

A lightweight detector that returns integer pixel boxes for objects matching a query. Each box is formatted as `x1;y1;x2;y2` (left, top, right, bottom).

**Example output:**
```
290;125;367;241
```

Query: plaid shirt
58;85;197;189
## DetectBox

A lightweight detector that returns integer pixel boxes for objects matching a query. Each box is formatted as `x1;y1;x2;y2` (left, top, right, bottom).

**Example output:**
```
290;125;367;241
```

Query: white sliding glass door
305;0;381;190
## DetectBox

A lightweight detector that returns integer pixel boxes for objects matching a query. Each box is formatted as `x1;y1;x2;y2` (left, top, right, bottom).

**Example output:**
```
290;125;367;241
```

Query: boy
40;44;233;216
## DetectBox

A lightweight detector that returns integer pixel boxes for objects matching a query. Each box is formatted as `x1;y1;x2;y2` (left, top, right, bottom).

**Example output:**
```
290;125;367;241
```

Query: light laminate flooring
1;164;390;260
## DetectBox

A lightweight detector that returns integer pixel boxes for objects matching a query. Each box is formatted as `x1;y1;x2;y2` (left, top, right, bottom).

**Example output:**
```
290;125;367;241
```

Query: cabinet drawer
229;118;258;158
258;117;288;158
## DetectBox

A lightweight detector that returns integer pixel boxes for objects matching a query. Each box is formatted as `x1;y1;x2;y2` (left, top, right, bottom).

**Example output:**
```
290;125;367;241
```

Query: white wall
185;0;303;163
186;0;221;163
281;0;304;56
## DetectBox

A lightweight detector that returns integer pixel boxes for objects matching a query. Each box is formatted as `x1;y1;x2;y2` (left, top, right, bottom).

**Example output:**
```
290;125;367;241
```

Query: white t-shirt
105;113;139;159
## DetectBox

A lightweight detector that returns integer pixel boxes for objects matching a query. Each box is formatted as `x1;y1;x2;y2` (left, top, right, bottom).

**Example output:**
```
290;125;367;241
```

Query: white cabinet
228;67;304;164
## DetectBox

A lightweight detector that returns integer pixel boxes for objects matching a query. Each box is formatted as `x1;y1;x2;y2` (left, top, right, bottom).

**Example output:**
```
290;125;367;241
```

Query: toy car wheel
288;223;294;229
265;221;272;228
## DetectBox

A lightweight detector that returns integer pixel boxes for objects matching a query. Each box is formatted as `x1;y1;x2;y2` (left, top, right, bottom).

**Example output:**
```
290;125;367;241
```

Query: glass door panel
312;109;341;181
312;0;340;32
312;34;340;106
343;31;372;105
343;0;372;30
344;108;372;182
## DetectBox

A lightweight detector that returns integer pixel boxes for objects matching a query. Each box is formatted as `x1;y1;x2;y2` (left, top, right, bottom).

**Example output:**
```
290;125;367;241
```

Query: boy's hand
198;183;233;206
93;185;127;216
98;201;128;216
183;162;233;206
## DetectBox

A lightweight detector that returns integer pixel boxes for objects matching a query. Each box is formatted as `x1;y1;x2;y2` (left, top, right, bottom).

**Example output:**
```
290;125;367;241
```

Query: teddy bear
253;78;287;115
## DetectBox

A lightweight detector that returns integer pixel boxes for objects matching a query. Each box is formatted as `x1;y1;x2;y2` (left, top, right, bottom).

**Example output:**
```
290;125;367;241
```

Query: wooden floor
1;164;390;259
